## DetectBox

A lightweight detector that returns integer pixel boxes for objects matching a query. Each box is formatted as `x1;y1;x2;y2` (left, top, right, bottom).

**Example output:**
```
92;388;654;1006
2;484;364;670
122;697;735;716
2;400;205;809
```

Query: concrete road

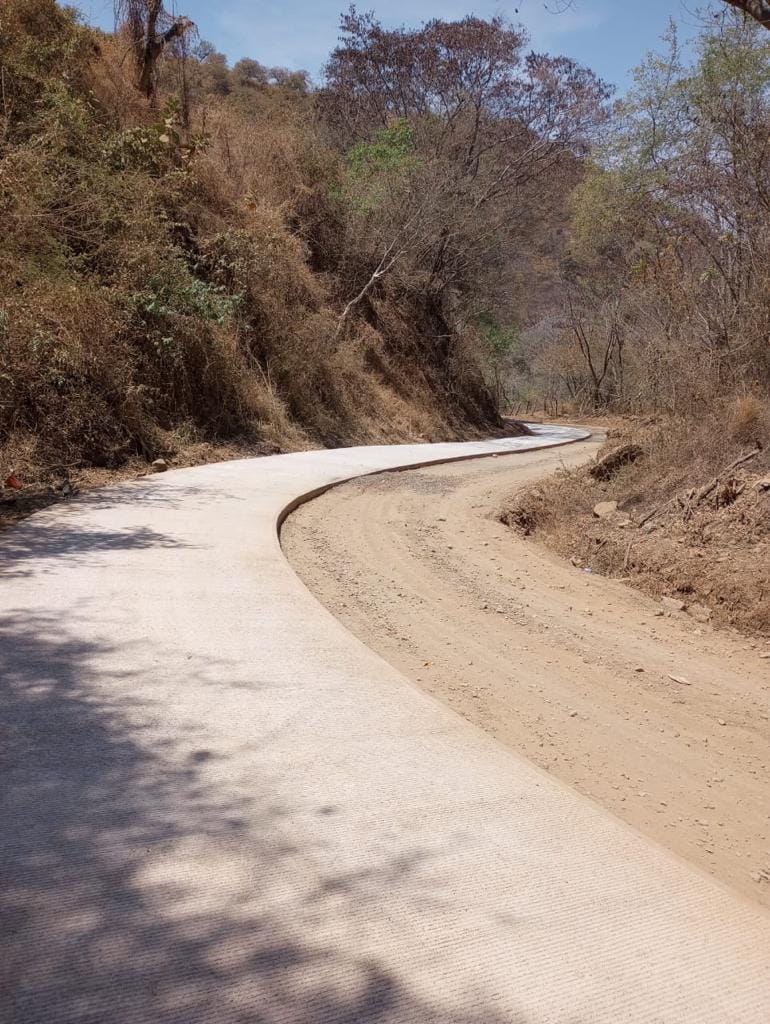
2;426;770;1024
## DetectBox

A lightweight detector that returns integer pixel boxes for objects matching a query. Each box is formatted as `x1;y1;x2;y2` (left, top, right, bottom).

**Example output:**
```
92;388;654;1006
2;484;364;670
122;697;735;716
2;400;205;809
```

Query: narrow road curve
2;427;770;1024
283;444;770;910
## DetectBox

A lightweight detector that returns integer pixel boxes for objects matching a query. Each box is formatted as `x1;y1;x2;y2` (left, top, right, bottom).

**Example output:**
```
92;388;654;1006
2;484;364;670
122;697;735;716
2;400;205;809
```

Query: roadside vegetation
0;0;606;512
503;10;770;635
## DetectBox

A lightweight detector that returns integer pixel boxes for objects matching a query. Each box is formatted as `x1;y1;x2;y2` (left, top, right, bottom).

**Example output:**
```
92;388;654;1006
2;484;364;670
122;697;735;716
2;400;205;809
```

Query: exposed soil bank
283;441;770;909
503;411;770;637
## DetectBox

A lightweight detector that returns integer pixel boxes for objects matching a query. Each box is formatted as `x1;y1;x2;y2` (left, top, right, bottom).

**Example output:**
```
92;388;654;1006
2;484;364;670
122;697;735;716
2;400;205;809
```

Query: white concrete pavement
2;424;770;1024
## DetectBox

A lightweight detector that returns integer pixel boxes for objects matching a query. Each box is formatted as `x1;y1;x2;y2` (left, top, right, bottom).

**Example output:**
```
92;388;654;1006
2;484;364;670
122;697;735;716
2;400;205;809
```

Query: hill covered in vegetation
0;0;606;492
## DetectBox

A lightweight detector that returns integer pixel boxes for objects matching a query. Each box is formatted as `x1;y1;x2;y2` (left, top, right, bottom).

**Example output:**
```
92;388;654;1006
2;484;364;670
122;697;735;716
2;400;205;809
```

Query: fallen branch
639;445;762;527
722;0;770;30
335;244;402;338
589;443;645;482
693;446;762;505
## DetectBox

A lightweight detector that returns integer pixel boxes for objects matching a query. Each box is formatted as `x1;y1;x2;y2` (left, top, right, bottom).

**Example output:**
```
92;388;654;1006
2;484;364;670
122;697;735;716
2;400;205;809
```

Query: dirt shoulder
282;439;770;909
504;409;770;637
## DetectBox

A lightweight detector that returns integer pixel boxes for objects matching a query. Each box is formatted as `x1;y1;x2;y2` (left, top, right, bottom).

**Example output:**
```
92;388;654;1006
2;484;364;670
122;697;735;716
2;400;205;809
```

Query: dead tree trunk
116;0;194;101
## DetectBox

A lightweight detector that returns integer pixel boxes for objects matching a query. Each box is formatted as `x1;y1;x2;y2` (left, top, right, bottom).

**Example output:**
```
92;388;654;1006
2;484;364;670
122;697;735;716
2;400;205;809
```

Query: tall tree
320;12;610;326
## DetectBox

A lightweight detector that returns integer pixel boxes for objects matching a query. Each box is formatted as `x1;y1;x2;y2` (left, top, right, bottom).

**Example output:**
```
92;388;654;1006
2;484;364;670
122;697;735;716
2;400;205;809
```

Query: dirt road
283;439;770;909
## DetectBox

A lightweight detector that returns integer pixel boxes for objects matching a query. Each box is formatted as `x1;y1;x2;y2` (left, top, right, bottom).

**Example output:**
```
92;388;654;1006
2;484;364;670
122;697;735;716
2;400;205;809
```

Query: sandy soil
282;438;770;909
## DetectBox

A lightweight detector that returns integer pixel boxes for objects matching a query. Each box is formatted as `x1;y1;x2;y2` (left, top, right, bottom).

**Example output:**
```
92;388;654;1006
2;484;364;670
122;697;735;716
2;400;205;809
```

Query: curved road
283;445;770;909
1;426;770;1023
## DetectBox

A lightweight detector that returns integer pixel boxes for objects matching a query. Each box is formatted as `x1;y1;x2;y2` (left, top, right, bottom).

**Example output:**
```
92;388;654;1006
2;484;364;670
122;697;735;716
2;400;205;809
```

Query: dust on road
282;441;770;908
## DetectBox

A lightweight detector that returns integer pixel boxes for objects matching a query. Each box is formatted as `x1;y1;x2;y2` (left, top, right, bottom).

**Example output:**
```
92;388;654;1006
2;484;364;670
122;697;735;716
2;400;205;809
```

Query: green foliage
347;119;417;176
696;17;770;103
340;119;419;212
134;273;239;326
613;17;770;186
103;101;209;173
477;315;518;358
131;261;242;364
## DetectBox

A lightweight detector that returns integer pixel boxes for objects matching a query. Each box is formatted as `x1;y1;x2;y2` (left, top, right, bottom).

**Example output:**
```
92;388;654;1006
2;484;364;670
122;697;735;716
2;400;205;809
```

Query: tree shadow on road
0;611;547;1024
0;480;249;579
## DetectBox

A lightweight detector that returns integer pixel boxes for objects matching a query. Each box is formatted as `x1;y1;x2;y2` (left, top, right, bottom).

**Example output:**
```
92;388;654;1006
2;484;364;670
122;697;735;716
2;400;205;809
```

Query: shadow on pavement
0;610;548;1024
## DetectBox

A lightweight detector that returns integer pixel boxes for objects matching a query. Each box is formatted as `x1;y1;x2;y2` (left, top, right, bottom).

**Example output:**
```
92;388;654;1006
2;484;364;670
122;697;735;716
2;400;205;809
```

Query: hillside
1;1;605;508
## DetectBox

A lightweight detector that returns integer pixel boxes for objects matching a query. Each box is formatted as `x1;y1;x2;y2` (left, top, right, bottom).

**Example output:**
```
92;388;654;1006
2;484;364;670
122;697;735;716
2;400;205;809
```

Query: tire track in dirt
283;442;770;908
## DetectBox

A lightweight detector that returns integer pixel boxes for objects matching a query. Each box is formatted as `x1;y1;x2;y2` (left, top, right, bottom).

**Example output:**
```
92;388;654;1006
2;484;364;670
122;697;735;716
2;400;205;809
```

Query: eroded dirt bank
282;440;770;909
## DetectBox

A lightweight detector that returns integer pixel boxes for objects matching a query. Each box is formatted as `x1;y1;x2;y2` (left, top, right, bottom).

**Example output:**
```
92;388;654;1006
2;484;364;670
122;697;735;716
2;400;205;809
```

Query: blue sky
73;0;715;92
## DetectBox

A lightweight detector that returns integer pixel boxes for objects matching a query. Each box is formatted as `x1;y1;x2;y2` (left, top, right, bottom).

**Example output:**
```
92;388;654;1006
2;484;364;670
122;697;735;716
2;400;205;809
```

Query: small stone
718;718;727;727
634;666;645;673
151;458;168;473
661;596;686;615
667;674;692;686
593;500;618;519
569;710;578;717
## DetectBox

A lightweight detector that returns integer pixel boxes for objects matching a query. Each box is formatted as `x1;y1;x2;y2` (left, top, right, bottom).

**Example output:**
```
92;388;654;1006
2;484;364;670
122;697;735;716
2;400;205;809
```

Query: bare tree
114;0;195;99
320;13;609;327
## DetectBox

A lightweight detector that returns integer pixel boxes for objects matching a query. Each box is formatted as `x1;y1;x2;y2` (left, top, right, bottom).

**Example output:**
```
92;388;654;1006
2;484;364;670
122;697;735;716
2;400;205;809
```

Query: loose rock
593;500;618;519
667;674;692;686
